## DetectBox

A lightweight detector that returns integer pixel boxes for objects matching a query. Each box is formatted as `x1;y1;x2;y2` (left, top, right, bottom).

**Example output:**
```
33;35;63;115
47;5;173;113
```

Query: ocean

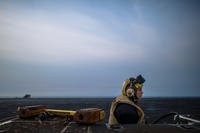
0;97;200;124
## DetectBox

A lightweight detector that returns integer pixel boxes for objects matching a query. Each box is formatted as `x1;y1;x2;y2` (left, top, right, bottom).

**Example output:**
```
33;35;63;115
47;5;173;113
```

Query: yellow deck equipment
17;105;105;125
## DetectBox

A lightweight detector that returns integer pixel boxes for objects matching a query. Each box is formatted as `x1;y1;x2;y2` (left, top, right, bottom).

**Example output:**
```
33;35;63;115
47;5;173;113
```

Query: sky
0;0;200;97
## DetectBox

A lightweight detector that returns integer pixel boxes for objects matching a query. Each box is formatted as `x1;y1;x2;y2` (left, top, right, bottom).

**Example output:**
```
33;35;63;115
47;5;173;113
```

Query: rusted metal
17;105;47;118
74;108;105;125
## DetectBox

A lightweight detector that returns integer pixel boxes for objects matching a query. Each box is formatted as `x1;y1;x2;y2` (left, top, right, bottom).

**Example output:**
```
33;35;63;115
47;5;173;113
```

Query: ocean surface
0;97;200;123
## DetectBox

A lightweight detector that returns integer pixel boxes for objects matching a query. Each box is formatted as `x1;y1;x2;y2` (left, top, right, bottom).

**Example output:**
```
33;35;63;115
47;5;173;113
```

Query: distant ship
23;94;31;99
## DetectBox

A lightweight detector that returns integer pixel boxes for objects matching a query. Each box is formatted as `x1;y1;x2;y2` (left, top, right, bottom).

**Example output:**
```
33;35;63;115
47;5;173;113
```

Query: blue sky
0;0;200;97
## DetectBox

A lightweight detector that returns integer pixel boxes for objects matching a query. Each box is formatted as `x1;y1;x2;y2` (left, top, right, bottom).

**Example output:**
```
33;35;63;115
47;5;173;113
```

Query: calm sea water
0;97;200;123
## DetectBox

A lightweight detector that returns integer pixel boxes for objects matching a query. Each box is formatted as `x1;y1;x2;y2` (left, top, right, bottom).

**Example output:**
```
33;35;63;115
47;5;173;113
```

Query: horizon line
0;96;200;98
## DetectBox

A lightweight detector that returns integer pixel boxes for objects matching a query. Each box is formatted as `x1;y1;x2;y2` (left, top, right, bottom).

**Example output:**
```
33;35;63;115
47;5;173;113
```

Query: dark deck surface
0;98;200;132
0;117;199;133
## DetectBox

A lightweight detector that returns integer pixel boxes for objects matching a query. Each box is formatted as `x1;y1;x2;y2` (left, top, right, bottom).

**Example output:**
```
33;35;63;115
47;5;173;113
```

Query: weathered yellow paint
99;110;105;120
45;109;76;117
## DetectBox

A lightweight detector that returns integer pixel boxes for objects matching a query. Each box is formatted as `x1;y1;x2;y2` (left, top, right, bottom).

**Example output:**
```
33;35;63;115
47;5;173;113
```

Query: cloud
0;9;151;65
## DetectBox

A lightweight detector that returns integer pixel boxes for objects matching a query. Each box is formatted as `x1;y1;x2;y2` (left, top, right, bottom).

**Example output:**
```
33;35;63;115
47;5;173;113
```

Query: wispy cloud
0;8;154;64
